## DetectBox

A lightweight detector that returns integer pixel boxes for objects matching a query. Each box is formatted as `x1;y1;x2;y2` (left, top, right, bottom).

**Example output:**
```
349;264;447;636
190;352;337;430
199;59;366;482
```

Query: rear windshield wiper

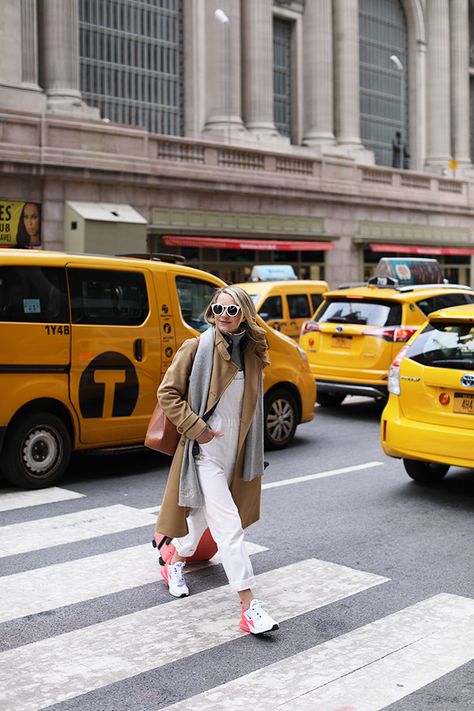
430;359;474;369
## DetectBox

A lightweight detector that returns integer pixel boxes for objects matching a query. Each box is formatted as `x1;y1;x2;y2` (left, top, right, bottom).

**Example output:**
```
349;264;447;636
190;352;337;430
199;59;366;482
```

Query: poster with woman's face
0;201;42;248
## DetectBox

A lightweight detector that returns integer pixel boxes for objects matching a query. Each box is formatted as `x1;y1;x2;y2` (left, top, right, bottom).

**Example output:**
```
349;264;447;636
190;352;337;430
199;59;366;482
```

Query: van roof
0;249;225;282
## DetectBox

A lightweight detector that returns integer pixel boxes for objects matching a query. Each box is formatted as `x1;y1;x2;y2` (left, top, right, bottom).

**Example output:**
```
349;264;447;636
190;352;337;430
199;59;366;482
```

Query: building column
241;0;279;138
37;0;98;117
203;0;246;140
450;0;471;166
333;0;362;149
302;0;335;147
0;0;45;113
425;0;451;167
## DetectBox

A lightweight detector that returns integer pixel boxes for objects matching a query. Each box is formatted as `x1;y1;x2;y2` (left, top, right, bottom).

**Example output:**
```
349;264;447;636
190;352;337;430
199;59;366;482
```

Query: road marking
0;505;157;558
0;487;85;513
164;593;474;711
262;461;384;490
140;505;161;514
0;541;267;623
0;559;388;711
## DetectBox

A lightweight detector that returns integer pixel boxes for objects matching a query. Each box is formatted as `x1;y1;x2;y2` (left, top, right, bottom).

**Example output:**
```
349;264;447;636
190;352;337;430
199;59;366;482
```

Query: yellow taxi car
235;278;328;340
381;304;474;482
299;259;474;407
0;250;315;488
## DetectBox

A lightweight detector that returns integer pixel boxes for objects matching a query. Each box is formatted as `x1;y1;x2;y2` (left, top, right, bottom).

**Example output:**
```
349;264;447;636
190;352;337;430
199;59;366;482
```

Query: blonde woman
155;286;279;635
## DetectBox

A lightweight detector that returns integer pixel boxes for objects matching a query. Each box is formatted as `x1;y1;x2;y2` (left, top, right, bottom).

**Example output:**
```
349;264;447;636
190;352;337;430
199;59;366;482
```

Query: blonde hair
205;285;269;366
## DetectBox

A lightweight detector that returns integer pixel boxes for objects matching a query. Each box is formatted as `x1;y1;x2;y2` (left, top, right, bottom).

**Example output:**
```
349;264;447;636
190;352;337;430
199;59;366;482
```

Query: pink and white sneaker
240;599;279;635
161;560;189;598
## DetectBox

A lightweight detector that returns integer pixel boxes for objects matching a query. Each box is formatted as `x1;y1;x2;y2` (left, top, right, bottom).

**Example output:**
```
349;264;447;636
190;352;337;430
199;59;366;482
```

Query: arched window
359;0;409;167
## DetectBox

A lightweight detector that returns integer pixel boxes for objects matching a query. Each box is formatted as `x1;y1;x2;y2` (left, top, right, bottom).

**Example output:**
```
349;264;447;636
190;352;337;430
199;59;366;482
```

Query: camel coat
155;328;264;538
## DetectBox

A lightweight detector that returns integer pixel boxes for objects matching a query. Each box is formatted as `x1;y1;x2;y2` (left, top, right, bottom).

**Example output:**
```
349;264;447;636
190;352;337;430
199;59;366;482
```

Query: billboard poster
0;201;42;248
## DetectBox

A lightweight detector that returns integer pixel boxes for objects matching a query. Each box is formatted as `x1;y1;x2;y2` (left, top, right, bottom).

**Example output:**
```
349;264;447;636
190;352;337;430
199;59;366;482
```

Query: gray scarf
178;326;264;508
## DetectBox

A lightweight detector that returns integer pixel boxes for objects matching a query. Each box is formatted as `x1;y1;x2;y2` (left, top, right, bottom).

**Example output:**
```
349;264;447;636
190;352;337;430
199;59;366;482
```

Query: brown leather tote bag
144;401;180;456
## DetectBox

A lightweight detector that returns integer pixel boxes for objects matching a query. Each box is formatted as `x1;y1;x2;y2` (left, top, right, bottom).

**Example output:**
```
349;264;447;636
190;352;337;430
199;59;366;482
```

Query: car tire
403;458;449;483
316;392;346;408
1;411;71;489
264;388;298;450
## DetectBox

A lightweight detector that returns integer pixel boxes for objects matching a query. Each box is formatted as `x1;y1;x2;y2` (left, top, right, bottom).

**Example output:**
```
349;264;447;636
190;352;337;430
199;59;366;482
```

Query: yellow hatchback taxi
0;250;315;488
299;258;474;407
381;304;474;482
235;278;328;340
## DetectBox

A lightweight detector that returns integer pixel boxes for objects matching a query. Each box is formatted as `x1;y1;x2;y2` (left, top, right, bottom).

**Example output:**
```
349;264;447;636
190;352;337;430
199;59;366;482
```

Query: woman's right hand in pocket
196;427;223;445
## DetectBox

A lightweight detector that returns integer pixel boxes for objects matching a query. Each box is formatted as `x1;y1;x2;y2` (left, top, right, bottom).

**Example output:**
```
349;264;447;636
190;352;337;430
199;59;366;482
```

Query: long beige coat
155;328;263;538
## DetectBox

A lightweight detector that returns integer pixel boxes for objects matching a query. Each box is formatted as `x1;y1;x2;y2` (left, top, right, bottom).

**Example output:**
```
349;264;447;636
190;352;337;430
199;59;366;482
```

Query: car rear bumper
381;397;474;469
317;379;388;399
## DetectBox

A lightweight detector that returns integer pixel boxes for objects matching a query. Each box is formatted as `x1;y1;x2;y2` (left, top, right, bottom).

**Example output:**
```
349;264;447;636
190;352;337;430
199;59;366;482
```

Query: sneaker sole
161;569;189;598
241;622;279;635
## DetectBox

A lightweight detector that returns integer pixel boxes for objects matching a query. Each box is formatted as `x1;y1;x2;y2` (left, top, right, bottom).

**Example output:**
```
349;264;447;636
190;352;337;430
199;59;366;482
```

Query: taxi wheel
403;459;449;483
264;388;298;450
316;392;346;408
2;412;71;489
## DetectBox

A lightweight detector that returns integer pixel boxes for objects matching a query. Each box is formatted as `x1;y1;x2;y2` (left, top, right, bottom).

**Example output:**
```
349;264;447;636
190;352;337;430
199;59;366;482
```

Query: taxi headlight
297;345;310;370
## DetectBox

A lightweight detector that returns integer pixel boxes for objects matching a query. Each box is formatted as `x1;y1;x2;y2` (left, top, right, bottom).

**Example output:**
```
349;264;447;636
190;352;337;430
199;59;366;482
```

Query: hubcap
267;398;294;442
22;428;60;476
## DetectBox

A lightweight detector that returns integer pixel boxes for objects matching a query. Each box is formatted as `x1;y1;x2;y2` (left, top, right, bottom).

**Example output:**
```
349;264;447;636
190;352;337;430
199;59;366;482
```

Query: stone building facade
1;0;474;287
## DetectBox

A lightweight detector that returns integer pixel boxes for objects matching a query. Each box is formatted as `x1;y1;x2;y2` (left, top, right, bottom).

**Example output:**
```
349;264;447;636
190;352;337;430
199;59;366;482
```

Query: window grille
79;0;184;136
273;17;292;138
359;0;408;166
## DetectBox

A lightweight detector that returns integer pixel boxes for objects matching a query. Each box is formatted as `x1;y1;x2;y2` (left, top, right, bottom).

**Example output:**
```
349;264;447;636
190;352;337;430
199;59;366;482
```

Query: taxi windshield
407;322;474;370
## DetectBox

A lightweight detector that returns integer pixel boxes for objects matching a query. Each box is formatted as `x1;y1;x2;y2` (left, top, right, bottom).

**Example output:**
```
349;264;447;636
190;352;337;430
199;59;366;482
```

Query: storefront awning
163;236;335;251
369;243;474;256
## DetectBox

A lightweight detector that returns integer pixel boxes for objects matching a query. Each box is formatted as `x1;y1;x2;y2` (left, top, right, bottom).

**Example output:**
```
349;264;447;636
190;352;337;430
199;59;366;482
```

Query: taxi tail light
362;326;418;342
387;345;410;395
301;321;320;335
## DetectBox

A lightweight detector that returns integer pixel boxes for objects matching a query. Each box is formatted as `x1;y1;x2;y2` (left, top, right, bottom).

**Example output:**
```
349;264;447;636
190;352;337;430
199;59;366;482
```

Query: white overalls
172;370;256;592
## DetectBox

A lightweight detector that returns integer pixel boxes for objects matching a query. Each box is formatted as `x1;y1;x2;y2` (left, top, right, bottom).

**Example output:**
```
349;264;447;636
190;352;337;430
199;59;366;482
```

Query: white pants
173;372;256;592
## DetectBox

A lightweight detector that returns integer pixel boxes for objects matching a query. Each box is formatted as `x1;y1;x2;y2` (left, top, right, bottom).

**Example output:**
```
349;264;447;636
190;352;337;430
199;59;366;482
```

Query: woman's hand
196;427;223;444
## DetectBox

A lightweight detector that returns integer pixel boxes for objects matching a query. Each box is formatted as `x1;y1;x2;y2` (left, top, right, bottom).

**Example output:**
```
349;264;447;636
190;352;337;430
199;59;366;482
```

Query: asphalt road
1;398;473;710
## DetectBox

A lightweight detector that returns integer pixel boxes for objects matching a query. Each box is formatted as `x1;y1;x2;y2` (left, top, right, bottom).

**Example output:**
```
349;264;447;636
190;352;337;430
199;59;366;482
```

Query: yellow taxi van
299;258;474;407
0;250;316;488
235;268;328;341
381;303;474;482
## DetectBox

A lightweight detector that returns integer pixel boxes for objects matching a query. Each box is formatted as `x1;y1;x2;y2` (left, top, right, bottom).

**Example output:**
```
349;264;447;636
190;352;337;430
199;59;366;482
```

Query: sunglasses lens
227;305;239;317
212;304;223;315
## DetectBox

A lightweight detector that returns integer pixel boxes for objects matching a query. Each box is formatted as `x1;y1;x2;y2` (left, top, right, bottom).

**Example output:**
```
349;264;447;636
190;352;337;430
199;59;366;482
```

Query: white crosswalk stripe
0;504;157;557
0;486;84;512
0;540;268;623
0;558;388;711
1;487;472;711
164;593;474;711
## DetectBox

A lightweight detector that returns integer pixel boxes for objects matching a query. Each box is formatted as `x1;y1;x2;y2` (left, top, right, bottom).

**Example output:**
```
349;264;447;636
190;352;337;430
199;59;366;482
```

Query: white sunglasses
211;303;241;317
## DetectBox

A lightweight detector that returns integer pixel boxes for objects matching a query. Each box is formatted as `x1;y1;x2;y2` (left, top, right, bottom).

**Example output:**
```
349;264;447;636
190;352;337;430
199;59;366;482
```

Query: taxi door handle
134;338;143;362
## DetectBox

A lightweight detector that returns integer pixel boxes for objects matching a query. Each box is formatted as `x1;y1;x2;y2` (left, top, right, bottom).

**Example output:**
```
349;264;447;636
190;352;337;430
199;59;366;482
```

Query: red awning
163;235;335;251
369;243;474;256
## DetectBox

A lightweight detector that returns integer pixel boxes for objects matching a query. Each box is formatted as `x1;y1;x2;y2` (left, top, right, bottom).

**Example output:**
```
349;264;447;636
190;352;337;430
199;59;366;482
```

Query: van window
310;293;324;314
317;298;402;327
68;269;149;326
176;276;217;332
288;294;311;319
0;266;68;323
407;322;474;370
415;292;474;317
259;296;283;321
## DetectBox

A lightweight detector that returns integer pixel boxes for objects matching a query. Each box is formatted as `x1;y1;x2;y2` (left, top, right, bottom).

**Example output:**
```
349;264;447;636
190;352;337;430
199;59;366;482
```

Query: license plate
453;392;474;415
332;336;352;349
